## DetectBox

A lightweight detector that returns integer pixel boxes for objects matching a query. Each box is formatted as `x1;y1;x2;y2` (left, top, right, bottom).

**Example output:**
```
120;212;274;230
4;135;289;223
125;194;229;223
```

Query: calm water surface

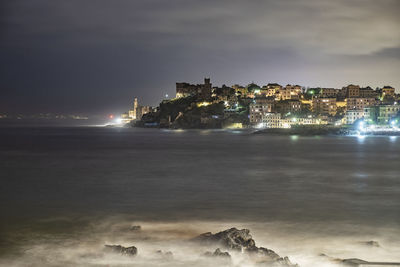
0;127;399;266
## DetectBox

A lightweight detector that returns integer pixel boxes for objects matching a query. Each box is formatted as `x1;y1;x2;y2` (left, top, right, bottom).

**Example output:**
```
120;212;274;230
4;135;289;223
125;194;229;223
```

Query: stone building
127;97;153;121
128;98;139;120
176;78;212;100
344;84;360;98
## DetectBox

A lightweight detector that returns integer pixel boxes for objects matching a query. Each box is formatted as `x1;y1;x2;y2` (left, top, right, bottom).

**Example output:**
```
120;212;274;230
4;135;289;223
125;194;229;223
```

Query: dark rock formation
319;254;400;266
104;245;137;256
130;225;141;231
193;228;298;266
362;240;380;247
204;248;231;258
156;250;173;259
247;246;282;261
193;228;255;251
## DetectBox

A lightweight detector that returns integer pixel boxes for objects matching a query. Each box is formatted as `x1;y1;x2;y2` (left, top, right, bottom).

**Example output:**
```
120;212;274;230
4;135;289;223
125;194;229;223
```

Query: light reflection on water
0;127;399;266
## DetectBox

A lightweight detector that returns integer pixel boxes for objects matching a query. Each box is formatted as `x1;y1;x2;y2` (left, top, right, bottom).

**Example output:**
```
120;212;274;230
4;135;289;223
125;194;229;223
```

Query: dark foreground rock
361;240;380;247
193;228;255;250
193;228;298;266
130;225;141;231
204;248;231;258
319;254;400;266
104;245;137;256
156;250;173;259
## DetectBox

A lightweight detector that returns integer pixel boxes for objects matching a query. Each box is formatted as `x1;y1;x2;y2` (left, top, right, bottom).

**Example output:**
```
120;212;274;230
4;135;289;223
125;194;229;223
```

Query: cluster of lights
357;119;400;133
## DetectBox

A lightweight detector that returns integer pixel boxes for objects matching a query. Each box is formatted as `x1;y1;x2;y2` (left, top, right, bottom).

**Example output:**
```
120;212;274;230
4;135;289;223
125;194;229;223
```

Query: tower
129;97;139;120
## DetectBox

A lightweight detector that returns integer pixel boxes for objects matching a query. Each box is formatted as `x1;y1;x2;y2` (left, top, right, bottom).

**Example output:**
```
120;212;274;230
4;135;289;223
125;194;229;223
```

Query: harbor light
358;121;365;132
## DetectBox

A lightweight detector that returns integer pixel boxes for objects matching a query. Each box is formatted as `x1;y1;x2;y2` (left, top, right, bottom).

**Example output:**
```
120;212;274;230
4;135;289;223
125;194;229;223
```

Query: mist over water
0;127;399;266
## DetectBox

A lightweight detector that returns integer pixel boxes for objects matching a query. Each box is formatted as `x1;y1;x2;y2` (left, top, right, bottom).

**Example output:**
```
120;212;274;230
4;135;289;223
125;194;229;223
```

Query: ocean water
0;127;399;266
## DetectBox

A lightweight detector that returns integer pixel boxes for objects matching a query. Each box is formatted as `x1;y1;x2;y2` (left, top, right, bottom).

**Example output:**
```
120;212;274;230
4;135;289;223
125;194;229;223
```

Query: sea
0;126;399;266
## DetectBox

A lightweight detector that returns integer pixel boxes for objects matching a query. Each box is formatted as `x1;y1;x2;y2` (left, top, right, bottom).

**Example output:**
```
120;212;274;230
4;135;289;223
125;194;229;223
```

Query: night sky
1;0;399;115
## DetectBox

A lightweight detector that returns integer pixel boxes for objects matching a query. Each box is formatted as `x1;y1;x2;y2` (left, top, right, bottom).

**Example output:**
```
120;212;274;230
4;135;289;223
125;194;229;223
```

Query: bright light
358;121;365;132
197;102;211;107
256;123;265;129
116;118;123;124
109;114;114;119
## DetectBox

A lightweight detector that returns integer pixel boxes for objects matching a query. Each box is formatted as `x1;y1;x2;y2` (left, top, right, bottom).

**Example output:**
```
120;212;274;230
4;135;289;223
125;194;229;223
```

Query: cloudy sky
1;0;399;115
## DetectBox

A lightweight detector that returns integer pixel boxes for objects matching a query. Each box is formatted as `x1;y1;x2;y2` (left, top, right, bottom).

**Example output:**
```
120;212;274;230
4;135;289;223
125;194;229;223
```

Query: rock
362;240;380;247
319;254;400;266
130;225;141;231
204;248;231;258
192;228;297;266
156;250;173;259
247;246;282;261
193;227;256;251
249;248;297;266
277;256;298;266
341;258;369;266
104;245;137;256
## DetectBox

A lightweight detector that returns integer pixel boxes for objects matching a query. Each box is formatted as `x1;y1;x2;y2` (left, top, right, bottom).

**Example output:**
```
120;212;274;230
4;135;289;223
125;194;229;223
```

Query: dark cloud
1;0;399;114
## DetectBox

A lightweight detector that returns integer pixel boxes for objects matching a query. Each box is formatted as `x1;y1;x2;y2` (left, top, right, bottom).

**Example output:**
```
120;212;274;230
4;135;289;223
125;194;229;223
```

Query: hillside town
119;78;400;132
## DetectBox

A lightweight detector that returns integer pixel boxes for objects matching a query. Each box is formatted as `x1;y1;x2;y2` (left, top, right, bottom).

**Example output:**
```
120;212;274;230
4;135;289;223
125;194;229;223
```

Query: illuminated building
320;88;340;98
139;106;153;119
381;86;395;98
232;84;247;97
345;98;376;110
176;78;212;100
364;104;400;124
276;84;302;100
359;87;379;98
262;113;282;128
265;83;282;98
249;103;273;124
128;98;139;120
125;97;153;122
344;110;365;125
255;114;327;129
275;100;301;114
213;85;237;103
292;117;327;125
344;84;360;98
312;97;337;115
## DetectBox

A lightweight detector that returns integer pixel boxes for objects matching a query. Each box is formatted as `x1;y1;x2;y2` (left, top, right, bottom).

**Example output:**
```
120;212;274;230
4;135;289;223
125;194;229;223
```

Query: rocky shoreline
105;227;298;266
101;226;400;267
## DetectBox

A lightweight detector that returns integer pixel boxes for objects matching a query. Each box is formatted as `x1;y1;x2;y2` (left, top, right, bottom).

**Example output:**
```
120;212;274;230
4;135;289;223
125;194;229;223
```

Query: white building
262;113;283;128
249;103;273;124
344;110;365;125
